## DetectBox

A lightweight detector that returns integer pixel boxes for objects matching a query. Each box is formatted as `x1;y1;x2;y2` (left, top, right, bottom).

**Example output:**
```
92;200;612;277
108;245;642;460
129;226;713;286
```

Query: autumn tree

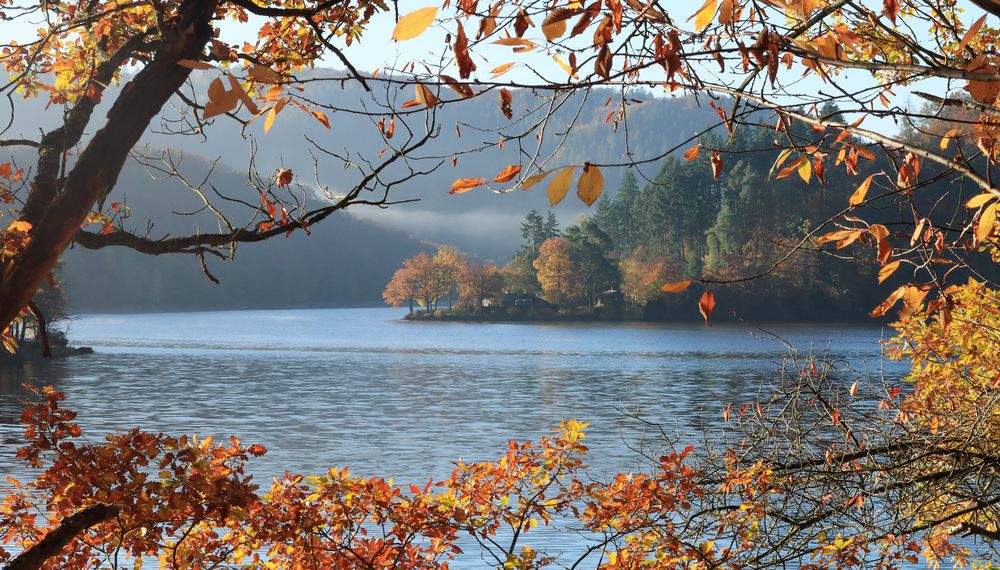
431;246;467;310
0;0;444;350
457;258;505;309
619;250;672;307
382;265;418;315
533;237;585;308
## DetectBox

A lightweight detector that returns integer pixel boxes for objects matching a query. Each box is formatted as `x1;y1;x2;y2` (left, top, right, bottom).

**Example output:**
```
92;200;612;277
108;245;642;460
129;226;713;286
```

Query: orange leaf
276;168;293;187
493;164;522;183
661;280;693;293
522;171;551;190
878;260;901;283
960;14;987;49
449;178;486;194
683;144;702;161
699;290;716;325
576;163;604;206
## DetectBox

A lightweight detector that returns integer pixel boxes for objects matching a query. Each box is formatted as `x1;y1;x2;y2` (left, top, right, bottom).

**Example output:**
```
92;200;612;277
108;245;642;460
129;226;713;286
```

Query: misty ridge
3;68;724;311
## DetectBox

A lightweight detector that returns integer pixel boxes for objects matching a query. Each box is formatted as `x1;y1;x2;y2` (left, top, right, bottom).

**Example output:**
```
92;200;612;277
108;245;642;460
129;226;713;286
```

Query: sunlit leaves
392;6;438;41
849;173;879;207
978;203;997;243
966;193;996;209
547;167;575;206
576;163;604;206
878;260;901;283
522;171;551;190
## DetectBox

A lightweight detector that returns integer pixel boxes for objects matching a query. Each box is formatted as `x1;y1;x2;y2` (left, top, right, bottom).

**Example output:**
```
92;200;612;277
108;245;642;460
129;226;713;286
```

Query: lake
0;307;907;565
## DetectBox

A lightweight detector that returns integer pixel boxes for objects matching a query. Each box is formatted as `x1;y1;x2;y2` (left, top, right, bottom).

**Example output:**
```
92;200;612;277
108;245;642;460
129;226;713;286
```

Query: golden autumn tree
457;257;505;308
533;236;585;307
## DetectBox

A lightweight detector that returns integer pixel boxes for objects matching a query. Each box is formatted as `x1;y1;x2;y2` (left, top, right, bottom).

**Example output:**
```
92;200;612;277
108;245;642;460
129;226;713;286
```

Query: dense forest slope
58;155;430;312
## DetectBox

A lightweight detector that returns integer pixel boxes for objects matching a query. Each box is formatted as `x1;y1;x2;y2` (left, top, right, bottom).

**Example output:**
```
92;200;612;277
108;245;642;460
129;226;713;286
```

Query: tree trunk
0;0;218;333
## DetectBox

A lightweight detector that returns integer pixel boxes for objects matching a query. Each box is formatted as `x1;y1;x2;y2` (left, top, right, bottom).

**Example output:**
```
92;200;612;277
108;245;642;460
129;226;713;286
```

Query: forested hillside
58;154;430;311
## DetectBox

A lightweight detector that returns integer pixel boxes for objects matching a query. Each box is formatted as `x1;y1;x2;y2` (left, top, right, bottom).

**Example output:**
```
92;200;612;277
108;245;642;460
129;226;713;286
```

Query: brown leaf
454;23;477;79
499;88;513;119
276;168;293;188
415;83;439;107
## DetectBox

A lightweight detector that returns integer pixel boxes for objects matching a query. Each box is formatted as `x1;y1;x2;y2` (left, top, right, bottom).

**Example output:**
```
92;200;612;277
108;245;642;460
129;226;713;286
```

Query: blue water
0;308;906;565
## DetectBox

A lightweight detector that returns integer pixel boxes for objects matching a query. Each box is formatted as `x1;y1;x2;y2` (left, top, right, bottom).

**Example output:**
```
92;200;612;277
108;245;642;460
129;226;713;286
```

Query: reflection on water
0;308;907;565
1;308;903;482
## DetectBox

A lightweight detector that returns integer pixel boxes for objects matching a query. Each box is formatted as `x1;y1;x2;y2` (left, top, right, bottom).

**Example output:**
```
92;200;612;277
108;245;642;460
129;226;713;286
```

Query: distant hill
57;154;431;312
4;70;721;257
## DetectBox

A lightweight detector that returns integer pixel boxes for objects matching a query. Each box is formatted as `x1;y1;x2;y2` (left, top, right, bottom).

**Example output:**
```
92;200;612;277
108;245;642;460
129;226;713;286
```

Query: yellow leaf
547;167;575;206
770;148;794;175
977;202;997;243
878;260;901;283
552;55;574;77
661;280;693;293
577;164;604;206
522;171;551;190
392;6;438;41
691;0;717;31
939;127;959;151
6;220;31;233
797;157;812;183
966;193;996;209
849;173;877;207
264;105;278;133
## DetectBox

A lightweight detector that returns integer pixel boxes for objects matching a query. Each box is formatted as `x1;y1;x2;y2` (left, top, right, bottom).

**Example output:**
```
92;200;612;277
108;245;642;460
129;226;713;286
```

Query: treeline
385;117;898;322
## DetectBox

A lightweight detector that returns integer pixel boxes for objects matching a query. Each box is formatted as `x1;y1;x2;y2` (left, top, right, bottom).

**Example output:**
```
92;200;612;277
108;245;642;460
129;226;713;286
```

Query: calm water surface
0;308;907;565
